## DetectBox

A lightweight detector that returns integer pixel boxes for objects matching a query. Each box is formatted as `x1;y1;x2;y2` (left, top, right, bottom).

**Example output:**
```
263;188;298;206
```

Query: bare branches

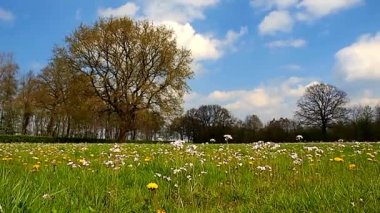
296;83;348;136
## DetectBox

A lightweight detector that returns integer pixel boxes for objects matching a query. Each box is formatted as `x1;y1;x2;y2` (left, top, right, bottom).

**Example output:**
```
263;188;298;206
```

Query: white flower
296;135;303;141
210;138;216;143
257;165;272;171
224;135;233;141
170;140;186;148
42;193;52;200
110;144;121;153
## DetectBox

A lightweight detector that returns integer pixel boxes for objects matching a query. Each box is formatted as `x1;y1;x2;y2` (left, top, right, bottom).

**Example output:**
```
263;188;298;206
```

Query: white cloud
98;2;139;18
266;39;306;48
185;77;316;121
0;7;14;22
251;0;299;10
140;0;219;24
348;90;380;107
297;0;362;20
335;32;380;81
96;1;246;64
258;10;293;35
255;0;362;35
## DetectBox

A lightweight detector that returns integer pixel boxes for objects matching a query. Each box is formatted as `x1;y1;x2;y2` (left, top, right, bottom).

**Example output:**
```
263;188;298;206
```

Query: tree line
1;17;379;142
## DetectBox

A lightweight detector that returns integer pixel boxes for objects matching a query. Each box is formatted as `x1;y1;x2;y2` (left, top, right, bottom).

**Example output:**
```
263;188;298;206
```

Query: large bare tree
296;83;348;138
66;17;193;141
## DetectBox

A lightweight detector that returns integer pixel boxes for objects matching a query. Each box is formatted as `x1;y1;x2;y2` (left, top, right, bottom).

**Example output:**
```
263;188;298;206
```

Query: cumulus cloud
139;0;219;24
335;32;380;81
255;0;362;35
96;1;246;67
0;7;14;22
98;2;139;18
297;0;362;20
258;10;293;35
185;77;316;121
266;39;306;48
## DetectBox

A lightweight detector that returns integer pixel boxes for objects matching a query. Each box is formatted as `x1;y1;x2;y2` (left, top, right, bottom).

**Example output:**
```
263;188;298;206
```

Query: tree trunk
22;112;32;135
321;122;327;141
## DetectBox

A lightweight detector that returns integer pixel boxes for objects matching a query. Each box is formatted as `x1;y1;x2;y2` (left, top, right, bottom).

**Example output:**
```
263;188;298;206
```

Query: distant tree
262;117;298;142
196;105;233;128
66;17;193;141
242;114;263;142
349;105;374;141
0;52;18;134
295;83;348;138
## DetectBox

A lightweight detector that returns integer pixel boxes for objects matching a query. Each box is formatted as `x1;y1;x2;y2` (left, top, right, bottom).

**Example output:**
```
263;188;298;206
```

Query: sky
1;0;380;122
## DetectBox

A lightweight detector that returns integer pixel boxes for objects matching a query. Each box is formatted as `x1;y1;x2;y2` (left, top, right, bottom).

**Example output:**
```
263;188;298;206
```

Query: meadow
0;142;379;212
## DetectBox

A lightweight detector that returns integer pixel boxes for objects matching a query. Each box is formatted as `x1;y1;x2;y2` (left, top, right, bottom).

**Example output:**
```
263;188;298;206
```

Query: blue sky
1;0;380;122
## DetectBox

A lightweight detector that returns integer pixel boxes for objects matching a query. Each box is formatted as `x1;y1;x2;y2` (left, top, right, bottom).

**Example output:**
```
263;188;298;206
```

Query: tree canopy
296;83;348;138
65;17;193;141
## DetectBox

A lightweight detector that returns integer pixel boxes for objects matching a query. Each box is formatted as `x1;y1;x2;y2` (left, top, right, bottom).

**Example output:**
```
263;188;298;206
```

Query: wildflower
79;159;90;166
157;209;166;213
224;134;233;143
32;164;41;171
296;135;303;141
109;144;121;153
145;157;152;162
170;140;185;149
42;193;52;200
147;182;158;191
348;164;356;170
210;138;216;143
1;157;12;161
333;157;344;162
257;165;272;171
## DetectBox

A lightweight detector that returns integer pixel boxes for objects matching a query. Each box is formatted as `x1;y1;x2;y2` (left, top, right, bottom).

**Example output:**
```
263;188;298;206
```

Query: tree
15;71;38;135
0;52;18;134
242;114;263;142
296;83;348;138
349;105;374;141
66;17;193;141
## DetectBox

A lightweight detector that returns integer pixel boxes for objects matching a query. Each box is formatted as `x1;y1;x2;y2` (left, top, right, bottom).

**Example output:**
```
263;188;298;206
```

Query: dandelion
147;182;158;191
157;209;166;213
32;164;41;171
333;157;344;162
348;164;356;170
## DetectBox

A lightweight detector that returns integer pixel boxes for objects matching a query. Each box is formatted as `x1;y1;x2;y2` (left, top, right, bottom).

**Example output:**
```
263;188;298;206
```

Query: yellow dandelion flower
157;209;166;213
348;164;356;170
333;157;344;162
147;182;158;190
32;164;41;171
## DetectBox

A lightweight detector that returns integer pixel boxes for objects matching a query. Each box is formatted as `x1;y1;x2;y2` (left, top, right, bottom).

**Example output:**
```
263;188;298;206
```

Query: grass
0;142;379;212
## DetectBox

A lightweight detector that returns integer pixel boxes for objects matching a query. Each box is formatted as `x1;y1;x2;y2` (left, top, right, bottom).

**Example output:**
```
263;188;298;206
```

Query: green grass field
0;142;379;212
